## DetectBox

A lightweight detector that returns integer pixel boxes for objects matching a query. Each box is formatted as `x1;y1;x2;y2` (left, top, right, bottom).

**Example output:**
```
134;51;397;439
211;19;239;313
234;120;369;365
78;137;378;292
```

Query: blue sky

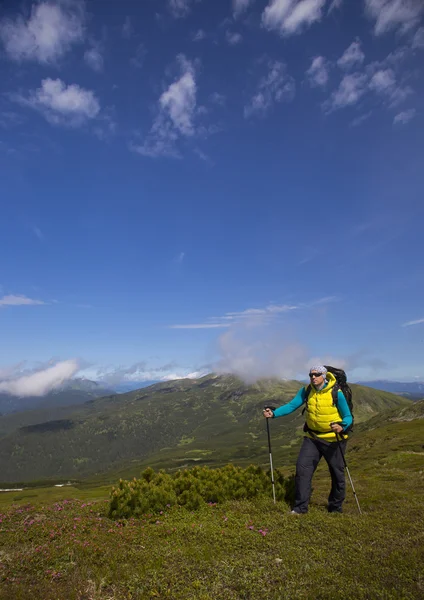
0;0;423;393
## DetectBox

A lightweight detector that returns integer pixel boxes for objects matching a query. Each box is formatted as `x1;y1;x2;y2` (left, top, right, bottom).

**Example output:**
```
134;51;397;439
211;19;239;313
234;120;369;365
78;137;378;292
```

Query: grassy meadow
0;412;423;600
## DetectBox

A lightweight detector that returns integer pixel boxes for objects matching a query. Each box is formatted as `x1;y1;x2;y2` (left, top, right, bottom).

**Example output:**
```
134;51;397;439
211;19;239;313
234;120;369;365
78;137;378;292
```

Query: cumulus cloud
364;0;424;35
168;0;199;18
413;27;424;48
16;78;100;127
326;49;414;113
306;56;329;87
337;40;365;70
213;311;383;383
122;16;132;38
214;324;310;383
160;59;196;135
262;0;327;36
192;29;206;41
393;108;416;124
368;68;412;106
328;0;343;12
0;0;85;63
0;359;79;397
369;68;396;93
226;31;243;45
84;45;104;72
0;294;45;307
233;0;255;18
244;60;295;118
132;55;199;158
325;72;368;110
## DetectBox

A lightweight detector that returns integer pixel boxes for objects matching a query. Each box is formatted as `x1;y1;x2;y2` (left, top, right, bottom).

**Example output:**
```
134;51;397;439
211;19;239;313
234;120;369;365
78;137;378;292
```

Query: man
263;365;353;514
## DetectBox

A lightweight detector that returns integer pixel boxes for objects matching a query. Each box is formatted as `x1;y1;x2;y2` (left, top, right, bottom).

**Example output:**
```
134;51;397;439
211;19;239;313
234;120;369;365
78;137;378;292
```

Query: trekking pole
335;429;362;515
264;404;276;504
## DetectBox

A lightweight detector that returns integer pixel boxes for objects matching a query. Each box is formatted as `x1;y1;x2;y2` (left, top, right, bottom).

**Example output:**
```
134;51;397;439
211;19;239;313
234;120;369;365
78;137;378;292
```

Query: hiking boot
289;510;303;515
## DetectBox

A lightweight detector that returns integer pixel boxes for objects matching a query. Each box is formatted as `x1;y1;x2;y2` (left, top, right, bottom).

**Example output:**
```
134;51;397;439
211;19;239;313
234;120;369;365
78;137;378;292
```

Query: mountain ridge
0;374;412;483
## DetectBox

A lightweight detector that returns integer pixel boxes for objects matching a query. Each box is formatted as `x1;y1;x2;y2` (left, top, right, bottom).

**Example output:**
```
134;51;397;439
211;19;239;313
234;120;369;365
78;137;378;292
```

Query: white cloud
328;0;343;12
170;323;231;329
326;72;368;110
170;299;337;331
160;59;196;136
132;55;198;158
84;46;103;72
168;0;197;18
192;29;206;41
351;111;372;127
33;226;44;241
337;40;365;70
161;370;207;381
210;92;226;106
17;78;100;127
0;0;85;63
233;0;255;18
388;85;413;106
365;0;424;35
413;27;424;48
170;305;298;329
215;326;309;383
369;68;396;93
130;43;146;69
394;108;416;124
262;0;327;36
368;69;412;106
0;294;45;307
244;60;295;118
0;359;79;397
306;56;329;87
122;16;132;38
226;31;243;45
402;317;424;326
91;361;208;385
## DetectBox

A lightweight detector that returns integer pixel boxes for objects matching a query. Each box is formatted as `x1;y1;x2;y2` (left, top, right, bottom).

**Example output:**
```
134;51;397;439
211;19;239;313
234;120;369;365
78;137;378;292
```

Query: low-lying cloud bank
0;359;80;396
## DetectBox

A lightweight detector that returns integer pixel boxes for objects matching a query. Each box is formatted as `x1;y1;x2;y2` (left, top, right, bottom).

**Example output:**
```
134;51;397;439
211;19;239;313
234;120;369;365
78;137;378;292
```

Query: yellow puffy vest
305;372;347;442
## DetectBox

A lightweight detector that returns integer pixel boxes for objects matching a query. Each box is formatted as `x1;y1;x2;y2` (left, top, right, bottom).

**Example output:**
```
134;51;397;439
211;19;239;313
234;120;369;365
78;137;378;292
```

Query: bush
108;464;293;519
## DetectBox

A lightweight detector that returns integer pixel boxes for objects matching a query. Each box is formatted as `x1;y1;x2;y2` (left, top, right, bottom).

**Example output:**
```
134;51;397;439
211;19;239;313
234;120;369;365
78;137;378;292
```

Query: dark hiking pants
293;436;347;513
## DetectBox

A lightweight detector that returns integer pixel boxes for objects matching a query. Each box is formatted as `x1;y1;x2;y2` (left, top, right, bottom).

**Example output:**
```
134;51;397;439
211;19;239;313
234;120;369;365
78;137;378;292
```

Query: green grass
0;414;423;599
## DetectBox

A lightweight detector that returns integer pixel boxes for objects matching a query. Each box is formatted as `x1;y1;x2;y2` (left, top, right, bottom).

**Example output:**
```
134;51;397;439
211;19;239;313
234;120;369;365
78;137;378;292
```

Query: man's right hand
263;408;274;418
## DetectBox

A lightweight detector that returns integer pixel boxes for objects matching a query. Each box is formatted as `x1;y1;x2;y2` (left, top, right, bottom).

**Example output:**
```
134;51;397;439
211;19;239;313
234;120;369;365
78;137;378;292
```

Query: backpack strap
301;384;312;415
331;384;339;407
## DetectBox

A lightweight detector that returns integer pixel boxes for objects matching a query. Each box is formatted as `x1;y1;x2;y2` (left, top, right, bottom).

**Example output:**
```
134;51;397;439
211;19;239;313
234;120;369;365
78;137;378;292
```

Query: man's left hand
330;422;343;433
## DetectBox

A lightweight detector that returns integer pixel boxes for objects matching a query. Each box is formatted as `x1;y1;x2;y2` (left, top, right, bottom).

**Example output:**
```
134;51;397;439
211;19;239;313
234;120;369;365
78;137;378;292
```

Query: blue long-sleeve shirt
273;384;353;432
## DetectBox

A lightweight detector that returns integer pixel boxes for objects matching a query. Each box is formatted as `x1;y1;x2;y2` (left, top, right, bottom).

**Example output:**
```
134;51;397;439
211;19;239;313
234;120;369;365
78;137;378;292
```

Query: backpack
304;365;354;432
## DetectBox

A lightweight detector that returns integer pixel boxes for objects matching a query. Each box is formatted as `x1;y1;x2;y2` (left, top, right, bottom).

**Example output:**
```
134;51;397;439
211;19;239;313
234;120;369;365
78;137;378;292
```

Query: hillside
1;401;423;600
0;374;412;483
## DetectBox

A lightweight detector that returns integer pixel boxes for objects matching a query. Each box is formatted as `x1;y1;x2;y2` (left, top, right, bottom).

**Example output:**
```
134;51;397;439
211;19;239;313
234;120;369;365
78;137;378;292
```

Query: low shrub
108;464;294;518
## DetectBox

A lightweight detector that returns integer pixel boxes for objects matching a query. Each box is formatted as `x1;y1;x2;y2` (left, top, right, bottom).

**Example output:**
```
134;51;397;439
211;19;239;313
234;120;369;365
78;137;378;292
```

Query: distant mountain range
0;378;114;416
113;380;160;393
0;374;413;483
357;381;424;400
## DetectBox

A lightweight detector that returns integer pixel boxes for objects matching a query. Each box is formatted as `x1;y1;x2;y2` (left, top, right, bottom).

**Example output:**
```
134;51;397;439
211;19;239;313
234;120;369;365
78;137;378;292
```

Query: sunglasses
309;373;323;378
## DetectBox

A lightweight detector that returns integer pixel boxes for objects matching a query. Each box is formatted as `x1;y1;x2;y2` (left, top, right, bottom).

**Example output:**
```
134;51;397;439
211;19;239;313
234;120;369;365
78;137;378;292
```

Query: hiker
263;365;353;514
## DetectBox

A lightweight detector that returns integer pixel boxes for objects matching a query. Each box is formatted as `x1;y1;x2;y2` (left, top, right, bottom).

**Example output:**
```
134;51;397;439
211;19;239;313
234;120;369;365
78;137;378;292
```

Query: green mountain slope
0;374;411;483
